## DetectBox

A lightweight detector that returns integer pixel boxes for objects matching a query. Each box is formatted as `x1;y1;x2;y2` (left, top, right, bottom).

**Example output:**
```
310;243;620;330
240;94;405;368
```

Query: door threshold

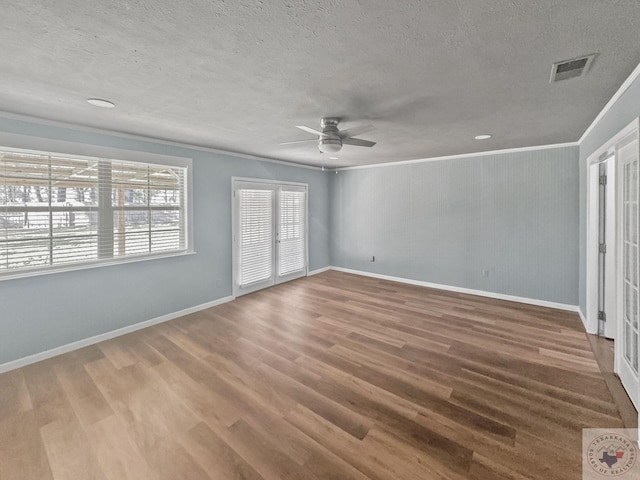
587;333;638;428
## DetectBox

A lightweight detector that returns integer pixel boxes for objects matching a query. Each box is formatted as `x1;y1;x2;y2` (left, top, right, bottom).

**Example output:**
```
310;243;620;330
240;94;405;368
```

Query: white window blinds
108;160;185;258
238;189;274;286
0;148;188;276
278;189;306;276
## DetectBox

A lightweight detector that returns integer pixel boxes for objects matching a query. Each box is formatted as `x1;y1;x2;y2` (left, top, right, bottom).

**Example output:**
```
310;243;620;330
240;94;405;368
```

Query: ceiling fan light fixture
318;138;342;154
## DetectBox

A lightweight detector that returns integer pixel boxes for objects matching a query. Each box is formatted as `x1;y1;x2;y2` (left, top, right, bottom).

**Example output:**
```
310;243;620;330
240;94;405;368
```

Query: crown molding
335;141;579;171
0;110;323;171
578;60;640;145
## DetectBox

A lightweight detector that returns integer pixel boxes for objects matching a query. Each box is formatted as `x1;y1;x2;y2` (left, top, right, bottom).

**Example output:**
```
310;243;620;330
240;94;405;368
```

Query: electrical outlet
482;269;489;277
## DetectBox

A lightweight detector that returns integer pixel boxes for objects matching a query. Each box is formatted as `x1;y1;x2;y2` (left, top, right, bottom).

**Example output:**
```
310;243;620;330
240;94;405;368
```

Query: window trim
0;132;194;281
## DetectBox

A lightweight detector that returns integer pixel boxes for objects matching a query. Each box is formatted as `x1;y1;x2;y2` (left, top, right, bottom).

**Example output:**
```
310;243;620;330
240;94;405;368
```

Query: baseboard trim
578;308;588;328
0;295;235;374
307;266;331;276
330;267;579;312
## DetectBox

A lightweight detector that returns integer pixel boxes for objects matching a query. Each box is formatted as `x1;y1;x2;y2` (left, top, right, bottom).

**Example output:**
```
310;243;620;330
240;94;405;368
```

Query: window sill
0;250;197;282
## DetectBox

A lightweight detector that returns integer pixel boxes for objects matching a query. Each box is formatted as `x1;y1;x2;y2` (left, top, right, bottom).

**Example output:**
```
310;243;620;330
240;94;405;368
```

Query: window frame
0;133;194;281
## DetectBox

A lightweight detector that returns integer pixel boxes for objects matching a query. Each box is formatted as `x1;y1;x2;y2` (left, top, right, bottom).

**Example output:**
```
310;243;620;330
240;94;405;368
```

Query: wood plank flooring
587;334;638;429
0;271;628;479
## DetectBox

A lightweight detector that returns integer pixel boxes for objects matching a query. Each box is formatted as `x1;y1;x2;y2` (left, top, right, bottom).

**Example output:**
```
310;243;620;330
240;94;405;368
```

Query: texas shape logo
587;433;637;477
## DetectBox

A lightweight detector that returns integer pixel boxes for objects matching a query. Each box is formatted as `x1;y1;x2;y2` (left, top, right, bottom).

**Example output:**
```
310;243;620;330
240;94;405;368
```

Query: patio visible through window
0;148;188;276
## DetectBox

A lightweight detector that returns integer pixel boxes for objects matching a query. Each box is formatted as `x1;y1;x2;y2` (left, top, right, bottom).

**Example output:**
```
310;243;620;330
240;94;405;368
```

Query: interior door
617;138;639;410
233;179;308;297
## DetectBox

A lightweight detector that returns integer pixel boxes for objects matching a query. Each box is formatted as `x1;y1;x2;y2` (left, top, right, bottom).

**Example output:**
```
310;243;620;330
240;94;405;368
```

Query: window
0;146;190;277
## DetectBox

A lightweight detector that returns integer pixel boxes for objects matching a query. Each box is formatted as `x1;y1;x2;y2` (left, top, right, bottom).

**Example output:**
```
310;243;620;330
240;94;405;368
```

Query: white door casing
587;162;600;335
587;157;617;339
604;158;618;339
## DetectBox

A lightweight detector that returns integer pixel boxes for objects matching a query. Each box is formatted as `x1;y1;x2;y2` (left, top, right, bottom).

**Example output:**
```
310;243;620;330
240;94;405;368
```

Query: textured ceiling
0;1;639;167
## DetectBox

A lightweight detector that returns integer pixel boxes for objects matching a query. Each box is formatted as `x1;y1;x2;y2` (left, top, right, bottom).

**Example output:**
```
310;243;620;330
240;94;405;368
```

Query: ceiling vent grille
550;54;597;83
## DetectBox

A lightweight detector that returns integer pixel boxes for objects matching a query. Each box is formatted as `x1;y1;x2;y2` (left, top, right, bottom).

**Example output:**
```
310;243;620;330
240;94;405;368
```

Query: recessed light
474;134;492;140
87;98;115;108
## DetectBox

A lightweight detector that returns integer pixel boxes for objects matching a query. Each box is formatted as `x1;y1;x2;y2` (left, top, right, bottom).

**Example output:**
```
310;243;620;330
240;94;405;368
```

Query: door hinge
599;175;607;185
598;310;607;322
599;243;607;254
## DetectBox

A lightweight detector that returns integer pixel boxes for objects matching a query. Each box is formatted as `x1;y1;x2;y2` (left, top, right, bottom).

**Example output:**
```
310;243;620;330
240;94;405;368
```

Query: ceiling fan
280;118;376;154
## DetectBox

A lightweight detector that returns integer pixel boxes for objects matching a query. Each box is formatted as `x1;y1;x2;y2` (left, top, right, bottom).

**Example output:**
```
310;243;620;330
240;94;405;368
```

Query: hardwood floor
587;334;638;429
0;271;628;479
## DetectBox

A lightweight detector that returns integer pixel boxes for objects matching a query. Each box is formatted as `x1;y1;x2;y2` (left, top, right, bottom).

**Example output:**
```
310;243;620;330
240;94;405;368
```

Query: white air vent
550;54;597;83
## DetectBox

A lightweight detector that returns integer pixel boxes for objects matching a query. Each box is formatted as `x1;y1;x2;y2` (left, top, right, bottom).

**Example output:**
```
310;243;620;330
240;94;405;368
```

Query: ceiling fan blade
338;124;375;139
296;125;326;137
342;137;376;147
279;139;319;145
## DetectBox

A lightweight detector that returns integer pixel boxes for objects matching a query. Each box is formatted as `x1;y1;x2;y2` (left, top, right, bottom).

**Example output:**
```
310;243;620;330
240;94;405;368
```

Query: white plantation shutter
278;189;306;276
238;188;274;286
0;147;188;276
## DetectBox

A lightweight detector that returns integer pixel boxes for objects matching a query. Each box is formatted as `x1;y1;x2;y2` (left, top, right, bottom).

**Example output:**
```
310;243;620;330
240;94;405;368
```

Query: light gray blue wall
330;147;580;305
3;97;608;365
0;117;330;364
579;71;640;315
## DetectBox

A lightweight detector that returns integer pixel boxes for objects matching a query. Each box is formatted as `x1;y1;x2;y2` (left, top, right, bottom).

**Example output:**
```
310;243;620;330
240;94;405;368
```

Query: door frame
616;135;640;410
587;156;618;339
585;119;638;336
231;177;309;298
585;118;639;414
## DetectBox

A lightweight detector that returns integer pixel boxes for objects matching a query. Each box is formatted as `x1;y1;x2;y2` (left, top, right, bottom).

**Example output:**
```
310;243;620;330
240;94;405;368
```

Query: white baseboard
0;267;581;374
330;267;580;312
578;308;588;328
0;295;234;374
307;266;331;276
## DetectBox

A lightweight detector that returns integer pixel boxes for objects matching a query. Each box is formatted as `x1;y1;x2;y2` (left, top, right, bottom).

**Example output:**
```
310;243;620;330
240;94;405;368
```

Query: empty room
1;1;640;479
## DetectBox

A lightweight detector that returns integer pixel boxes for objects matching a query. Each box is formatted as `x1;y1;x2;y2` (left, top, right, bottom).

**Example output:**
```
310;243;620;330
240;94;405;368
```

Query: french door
617;137;639;410
232;179;308;297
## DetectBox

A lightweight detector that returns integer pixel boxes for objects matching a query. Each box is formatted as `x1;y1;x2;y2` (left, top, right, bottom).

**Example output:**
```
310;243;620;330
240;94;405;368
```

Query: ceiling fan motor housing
319;117;342;153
